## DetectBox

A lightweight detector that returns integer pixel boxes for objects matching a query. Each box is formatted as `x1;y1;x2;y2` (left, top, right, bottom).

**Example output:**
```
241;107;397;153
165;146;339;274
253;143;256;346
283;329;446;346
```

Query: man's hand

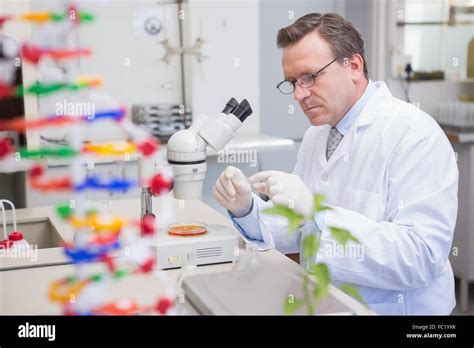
213;166;253;217
249;170;314;219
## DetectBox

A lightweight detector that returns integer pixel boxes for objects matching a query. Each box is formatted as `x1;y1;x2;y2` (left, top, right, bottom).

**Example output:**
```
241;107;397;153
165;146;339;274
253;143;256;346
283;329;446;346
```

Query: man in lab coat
212;13;458;315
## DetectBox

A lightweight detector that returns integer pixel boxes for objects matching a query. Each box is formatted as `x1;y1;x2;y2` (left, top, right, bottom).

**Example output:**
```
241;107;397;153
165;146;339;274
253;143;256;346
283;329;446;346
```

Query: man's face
282;31;358;127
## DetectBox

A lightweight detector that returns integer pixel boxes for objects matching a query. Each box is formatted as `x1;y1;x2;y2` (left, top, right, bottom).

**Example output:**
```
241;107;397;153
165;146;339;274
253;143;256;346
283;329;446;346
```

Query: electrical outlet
392;54;412;78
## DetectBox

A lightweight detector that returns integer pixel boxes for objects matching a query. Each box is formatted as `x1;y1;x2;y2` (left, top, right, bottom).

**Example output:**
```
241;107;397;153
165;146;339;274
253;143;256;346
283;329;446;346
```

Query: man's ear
345;54;365;81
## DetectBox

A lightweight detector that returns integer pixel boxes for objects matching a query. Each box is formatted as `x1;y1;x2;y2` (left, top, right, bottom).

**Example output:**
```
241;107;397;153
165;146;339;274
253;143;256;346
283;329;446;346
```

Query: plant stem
303;273;314;315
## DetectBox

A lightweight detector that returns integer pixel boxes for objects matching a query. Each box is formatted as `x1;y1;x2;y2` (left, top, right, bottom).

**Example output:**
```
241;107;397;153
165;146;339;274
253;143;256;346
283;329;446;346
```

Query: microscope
167;97;252;199
139;98;253;269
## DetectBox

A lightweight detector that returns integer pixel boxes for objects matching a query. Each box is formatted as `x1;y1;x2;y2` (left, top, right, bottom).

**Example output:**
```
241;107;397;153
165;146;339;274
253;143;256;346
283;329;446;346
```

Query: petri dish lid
168;222;208;237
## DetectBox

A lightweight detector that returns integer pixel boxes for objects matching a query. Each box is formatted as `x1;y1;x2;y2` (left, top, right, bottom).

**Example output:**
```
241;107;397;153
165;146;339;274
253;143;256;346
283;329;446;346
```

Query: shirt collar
335;79;378;136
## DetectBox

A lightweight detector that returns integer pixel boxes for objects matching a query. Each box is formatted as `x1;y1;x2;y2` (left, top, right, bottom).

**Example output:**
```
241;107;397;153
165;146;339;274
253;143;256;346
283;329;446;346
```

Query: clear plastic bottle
8;231;30;250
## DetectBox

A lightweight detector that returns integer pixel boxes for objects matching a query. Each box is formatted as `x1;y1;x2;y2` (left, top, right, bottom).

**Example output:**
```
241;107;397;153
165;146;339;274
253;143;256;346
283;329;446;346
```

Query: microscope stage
152;224;239;269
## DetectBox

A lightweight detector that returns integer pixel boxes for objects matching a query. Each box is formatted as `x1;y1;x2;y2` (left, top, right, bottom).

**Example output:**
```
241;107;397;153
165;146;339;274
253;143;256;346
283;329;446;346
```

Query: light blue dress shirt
229;80;378;244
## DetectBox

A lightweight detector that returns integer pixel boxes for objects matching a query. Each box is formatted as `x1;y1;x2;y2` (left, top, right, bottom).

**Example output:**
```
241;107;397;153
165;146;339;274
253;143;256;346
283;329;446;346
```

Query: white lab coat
238;81;458;315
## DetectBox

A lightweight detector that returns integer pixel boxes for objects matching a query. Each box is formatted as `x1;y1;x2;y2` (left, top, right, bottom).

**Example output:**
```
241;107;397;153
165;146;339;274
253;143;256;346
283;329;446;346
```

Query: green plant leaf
329;227;359;246
272;192;365;315
309;264;330;306
313;194;332;213
302;234;320;259
283;296;303;315
262;205;305;234
310;263;330;289
313;194;325;212
339;284;365;305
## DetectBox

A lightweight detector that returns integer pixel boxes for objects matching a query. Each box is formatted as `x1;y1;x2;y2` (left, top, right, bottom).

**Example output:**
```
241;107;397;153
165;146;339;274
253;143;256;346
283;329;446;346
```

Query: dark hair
277;13;368;79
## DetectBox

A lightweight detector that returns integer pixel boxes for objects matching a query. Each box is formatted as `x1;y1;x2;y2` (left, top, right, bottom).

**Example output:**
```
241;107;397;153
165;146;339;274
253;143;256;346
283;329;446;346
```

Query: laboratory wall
1;0;263;209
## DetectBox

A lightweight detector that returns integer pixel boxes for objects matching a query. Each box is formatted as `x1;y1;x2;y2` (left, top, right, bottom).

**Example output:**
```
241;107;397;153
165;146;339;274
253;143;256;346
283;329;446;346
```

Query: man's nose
293;83;310;102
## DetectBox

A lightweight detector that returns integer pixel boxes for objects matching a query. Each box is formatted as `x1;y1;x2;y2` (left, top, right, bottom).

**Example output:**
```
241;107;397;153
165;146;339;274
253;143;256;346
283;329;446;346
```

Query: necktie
326;127;343;160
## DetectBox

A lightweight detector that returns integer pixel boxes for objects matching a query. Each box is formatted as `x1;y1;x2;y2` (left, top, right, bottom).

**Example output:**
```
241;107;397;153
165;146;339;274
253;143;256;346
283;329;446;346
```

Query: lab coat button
321;173;329;182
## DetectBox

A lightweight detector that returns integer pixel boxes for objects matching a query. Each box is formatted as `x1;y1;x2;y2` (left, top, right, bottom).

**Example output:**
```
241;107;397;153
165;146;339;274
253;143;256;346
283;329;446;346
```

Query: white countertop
0;197;371;315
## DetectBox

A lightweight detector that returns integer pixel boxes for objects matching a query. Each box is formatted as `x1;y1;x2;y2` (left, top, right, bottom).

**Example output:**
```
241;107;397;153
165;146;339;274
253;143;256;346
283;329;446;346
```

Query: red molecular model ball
29;164;44;178
0;137;13;158
140;213;155;236
155;297;172;315
138;139;159;156
21;44;42;64
139;257;155;273
150;173;173;196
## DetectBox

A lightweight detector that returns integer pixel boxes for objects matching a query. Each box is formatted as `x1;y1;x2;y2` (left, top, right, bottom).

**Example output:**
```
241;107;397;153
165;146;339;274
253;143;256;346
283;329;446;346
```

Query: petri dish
168;222;208;237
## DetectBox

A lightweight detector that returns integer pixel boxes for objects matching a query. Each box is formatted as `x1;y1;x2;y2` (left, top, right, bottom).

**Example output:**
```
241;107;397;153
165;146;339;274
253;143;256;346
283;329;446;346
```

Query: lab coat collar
355;81;392;129
318;81;392;170
336;80;378;136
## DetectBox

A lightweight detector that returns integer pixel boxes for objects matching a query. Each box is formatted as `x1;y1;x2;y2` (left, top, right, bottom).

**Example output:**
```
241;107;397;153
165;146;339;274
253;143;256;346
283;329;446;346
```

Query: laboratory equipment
167;97;253;199
168;222;207;237
22;77;103;96
231;242;260;274
181;250;353;315
161;38;205;64
21;44;92;64
137;149;237;270
434;100;474;130
137;156;173;235
136;98;252;268
16;10;94;24
0;107;126;132
131;103;192;143
8;231;29;250
0;77;102;98
0;200;11;248
0;4;178;316
135;99;250;269
1;199;29;250
154;224;238;269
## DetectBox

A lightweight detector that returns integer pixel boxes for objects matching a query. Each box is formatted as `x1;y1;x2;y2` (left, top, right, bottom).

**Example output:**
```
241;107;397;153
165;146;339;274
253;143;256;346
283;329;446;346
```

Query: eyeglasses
276;58;338;95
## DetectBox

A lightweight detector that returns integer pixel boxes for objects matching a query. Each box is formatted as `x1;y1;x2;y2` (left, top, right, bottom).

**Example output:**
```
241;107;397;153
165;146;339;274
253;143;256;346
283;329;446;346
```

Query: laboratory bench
0;197;371;315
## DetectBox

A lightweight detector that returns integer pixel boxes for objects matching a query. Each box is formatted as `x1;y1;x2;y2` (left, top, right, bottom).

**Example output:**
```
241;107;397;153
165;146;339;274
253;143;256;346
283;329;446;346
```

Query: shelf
397;5;474;27
397;20;474;26
454;78;474;83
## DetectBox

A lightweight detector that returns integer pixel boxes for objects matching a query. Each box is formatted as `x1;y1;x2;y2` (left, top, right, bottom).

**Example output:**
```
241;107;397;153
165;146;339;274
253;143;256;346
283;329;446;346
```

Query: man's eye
299;74;313;85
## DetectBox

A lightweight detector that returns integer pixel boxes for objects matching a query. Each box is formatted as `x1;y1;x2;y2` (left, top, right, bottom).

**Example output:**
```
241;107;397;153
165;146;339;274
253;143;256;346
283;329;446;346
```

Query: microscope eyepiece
222;98;239;115
232;99;253;122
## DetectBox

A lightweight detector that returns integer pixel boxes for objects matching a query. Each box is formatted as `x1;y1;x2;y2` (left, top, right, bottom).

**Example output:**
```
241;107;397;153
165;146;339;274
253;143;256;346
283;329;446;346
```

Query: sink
0;218;68;271
3;218;63;249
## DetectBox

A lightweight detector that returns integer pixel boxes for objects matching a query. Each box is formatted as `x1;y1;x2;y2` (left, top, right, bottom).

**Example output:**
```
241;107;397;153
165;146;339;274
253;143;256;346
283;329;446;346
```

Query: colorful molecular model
0;3;177;315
